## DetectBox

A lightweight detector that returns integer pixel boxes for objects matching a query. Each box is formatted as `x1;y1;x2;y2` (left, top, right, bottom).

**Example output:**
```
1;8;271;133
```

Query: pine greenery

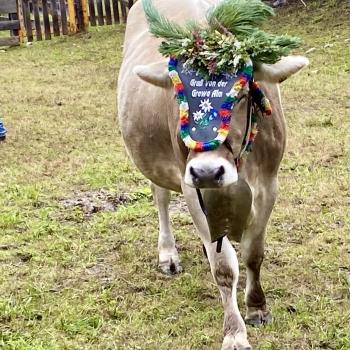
142;0;301;77
142;0;193;40
207;0;274;38
244;30;301;63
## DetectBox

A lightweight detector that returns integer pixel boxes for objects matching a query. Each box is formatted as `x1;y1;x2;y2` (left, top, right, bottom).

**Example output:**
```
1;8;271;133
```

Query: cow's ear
133;61;171;88
253;56;309;83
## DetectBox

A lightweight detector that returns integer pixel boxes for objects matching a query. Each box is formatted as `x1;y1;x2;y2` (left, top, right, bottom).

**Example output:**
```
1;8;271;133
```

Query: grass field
0;1;349;349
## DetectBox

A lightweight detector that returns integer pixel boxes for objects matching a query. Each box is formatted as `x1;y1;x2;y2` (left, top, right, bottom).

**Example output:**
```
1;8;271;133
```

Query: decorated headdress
143;0;301;152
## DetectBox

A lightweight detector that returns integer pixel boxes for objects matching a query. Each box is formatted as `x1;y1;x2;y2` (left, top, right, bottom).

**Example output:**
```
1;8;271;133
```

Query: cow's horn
133;61;170;88
253;55;309;83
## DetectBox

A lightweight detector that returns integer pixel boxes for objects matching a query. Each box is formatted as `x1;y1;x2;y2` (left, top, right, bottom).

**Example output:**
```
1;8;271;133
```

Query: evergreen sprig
243;30;301;63
143;0;196;40
207;0;274;38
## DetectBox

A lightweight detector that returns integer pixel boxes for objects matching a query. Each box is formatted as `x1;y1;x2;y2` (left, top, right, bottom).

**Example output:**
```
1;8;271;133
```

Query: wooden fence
21;0;71;42
0;0;134;46
88;0;134;26
0;0;20;46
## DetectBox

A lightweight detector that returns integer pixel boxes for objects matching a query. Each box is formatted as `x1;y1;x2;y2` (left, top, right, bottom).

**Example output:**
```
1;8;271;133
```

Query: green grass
0;1;349;349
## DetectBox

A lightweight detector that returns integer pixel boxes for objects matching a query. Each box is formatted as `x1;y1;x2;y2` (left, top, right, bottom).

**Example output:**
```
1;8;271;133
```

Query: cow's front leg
241;182;277;326
207;238;251;350
151;183;182;274
182;183;251;350
241;232;272;326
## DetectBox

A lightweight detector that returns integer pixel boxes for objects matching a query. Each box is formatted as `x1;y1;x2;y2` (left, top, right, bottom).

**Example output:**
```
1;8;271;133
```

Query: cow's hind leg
182;183;251;350
152;183;182;274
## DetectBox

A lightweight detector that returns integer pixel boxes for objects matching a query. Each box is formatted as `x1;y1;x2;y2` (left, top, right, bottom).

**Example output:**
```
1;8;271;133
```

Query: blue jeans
0;120;7;140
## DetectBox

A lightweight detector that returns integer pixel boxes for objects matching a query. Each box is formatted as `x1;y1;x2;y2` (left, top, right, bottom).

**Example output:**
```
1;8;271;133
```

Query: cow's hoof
221;334;252;350
245;309;272;326
158;256;182;275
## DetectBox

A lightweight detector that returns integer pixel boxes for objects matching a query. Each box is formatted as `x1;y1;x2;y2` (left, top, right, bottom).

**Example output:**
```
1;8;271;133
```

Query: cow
117;0;309;349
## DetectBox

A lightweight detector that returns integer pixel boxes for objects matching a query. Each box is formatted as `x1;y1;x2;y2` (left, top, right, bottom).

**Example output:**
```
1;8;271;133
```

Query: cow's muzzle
184;154;238;188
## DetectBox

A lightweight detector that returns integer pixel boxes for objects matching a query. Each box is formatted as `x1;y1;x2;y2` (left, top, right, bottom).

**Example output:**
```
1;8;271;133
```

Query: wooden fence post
22;0;33;42
67;0;77;33
80;0;89;32
16;0;26;43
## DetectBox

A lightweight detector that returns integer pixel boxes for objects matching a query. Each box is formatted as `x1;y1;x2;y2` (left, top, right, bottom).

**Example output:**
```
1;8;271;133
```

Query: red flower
219;109;231;117
180;116;188;125
175;83;184;92
194;142;204;152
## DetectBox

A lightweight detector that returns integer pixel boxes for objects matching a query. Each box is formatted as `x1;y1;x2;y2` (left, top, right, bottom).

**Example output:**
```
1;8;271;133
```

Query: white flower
181;38;191;47
233;55;241;68
245;58;253;67
199;99;213;113
168;70;177;78
180;101;189;110
193;110;205;121
226;89;239;98
233;41;242;49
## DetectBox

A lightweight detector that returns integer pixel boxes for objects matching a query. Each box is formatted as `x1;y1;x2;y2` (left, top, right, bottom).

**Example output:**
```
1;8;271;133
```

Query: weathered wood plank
0;0;17;14
74;0;83;31
17;0;26;42
0;36;19;46
32;0;42;41
67;0;77;33
88;0;96;26
96;0;104;26
51;0;60;36
22;0;33;42
42;0;51;40
60;0;68;35
111;0;120;24
120;0;127;23
104;0;112;25
8;13;19;37
0;20;19;31
80;0;89;31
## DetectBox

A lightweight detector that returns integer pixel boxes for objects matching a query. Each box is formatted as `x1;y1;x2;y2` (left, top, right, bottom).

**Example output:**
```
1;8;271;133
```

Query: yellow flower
188;139;197;149
180;110;188;118
172;76;181;84
218;129;229;137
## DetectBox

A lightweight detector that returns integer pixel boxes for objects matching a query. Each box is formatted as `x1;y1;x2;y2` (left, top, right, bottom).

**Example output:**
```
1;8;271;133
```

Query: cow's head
134;56;309;188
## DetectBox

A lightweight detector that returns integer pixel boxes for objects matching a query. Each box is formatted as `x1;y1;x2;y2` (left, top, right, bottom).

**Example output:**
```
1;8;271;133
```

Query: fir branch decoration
143;0;196;40
243;30;302;63
142;0;301;77
207;0;274;38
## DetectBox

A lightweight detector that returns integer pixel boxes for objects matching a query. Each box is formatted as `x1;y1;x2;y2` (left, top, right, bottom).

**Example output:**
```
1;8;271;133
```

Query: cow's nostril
214;166;225;180
190;166;199;179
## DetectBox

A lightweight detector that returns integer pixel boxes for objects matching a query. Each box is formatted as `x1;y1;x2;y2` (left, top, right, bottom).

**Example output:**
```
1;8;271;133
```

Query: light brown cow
117;1;308;349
